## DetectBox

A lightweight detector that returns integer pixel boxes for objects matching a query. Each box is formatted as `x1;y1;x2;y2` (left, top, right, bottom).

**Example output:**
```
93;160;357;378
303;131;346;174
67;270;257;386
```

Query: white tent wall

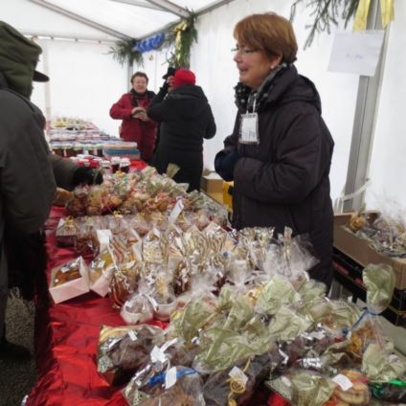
33;39;128;137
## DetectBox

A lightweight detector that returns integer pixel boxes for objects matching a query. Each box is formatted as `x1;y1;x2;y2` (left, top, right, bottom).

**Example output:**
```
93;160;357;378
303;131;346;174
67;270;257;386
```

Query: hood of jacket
235;65;322;115
0;21;44;98
265;65;322;113
166;84;209;119
0;71;8;90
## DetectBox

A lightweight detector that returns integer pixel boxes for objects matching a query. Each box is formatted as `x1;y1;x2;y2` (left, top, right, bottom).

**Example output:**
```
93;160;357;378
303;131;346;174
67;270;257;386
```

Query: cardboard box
333;248;406;326
49;257;90;303
201;173;223;194
223;181;233;212
334;212;406;290
333;212;371;267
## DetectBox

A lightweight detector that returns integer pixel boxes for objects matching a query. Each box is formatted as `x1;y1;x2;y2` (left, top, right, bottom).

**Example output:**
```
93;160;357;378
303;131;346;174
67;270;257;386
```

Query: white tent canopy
21;0;234;40
3;0;406;219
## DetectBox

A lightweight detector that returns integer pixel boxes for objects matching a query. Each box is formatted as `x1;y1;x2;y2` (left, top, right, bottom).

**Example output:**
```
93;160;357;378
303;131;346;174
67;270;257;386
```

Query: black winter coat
215;66;334;288
148;84;216;191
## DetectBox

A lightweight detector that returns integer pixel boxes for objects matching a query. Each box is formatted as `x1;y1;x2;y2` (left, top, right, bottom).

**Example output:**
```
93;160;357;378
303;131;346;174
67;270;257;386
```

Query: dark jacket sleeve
214;113;241;181
147;87;170;122
204;104;216;140
49;153;80;191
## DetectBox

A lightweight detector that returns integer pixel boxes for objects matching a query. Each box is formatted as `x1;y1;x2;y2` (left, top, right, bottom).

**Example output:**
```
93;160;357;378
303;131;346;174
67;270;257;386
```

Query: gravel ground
0;296;37;406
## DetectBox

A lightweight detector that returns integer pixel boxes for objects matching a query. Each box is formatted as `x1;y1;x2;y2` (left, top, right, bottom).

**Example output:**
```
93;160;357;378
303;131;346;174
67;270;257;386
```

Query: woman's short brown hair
131;71;149;84
234;13;298;64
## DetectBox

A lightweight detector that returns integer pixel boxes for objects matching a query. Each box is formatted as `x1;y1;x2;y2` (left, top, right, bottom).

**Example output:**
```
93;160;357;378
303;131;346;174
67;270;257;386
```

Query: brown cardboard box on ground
333;212;372;267
201;172;223;194
334;211;406;290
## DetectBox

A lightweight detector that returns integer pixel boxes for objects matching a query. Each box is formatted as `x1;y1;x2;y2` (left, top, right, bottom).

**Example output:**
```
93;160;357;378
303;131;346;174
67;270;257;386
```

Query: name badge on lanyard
240;112;259;144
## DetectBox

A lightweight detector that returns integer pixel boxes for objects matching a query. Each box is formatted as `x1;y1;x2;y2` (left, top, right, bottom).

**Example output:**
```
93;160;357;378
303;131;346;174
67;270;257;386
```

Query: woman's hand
131;107;146;119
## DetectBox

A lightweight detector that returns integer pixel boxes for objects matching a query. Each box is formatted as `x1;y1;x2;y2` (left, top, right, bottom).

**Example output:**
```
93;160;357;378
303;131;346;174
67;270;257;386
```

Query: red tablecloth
27;206;129;405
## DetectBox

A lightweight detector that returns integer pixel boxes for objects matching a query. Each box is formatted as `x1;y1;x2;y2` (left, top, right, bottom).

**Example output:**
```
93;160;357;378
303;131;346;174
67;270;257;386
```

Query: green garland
108;38;143;66
109;11;197;68
290;0;360;48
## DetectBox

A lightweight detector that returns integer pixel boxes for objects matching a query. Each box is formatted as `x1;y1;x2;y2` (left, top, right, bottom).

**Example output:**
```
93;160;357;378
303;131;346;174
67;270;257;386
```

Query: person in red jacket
109;72;157;163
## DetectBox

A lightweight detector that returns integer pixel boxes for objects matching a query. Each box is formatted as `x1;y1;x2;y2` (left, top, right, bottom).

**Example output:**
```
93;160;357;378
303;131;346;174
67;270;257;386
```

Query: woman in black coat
148;69;216;192
215;13;335;289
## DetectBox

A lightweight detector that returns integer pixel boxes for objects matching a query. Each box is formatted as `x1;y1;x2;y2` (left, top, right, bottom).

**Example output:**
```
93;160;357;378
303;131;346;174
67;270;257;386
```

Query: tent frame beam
110;0;189;18
137;0;236;40
29;0;129;40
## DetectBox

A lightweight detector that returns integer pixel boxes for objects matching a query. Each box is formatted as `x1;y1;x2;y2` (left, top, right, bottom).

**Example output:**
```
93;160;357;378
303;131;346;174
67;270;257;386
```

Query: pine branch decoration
290;0;360;48
108;38;143;66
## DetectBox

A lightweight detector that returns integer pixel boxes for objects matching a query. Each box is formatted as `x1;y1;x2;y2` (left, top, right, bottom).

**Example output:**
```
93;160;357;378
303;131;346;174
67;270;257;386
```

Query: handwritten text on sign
328;30;385;77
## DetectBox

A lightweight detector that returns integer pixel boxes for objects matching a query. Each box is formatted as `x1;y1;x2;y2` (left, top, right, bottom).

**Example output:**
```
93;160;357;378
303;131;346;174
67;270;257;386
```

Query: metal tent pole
342;0;389;212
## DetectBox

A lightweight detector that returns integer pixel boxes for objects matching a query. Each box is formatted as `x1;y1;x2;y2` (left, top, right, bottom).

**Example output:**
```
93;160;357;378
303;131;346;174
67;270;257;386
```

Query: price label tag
228;366;248;386
168;198;184;224
165;367;177;389
332;374;353;391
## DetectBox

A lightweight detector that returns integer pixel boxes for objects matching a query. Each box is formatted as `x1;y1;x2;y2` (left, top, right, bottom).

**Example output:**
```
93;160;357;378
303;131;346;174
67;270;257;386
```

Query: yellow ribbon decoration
173;20;188;65
353;0;394;31
353;0;372;31
226;358;251;406
380;0;394;28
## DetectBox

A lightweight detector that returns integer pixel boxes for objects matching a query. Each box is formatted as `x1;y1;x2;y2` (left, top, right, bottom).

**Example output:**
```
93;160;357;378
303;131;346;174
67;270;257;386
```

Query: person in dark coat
0;21;56;360
153;67;177;154
0;20;103;360
215;13;335;289
148;68;216;192
110;72;158;163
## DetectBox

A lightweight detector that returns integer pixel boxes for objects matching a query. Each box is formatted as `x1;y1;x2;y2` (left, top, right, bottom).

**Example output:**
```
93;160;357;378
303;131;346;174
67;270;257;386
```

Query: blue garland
133;33;165;53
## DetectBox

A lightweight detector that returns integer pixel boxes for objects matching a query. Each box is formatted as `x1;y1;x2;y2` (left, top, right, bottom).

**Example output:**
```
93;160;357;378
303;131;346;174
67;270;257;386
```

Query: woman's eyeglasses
231;46;259;55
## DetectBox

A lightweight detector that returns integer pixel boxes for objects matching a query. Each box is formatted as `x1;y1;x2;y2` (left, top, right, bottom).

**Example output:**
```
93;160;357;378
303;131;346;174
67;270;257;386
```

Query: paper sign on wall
328;30;385;77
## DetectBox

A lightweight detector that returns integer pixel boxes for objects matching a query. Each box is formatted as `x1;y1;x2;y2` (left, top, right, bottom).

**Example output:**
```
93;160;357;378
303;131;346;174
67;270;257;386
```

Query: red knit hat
173;68;196;87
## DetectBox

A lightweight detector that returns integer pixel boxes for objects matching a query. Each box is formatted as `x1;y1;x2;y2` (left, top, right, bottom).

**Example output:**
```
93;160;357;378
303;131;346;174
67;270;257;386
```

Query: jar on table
111;157;120;173
119;157;130;173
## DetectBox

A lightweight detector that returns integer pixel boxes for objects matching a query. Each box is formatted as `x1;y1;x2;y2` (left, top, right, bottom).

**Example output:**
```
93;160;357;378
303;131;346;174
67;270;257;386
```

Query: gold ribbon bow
353;0;394;31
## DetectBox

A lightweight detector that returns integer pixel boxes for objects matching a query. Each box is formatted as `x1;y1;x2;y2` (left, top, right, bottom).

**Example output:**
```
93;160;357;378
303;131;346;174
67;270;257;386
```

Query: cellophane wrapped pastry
74;217;99;257
329;369;370;405
50;256;87;287
89;247;117;296
55;216;78;247
97;324;165;386
124;366;204;406
49;256;90;303
362;263;396;315
267;370;335;406
254;274;300;317
192;286;272;374
120;279;154;325
203;353;272;406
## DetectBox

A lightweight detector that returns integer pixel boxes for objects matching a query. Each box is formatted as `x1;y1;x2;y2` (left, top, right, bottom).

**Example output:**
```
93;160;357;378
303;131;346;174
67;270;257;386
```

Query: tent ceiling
30;0;234;40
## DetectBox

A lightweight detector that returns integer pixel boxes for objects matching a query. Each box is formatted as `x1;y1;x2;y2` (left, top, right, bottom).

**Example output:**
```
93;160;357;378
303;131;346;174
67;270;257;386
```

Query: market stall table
26;205;287;406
